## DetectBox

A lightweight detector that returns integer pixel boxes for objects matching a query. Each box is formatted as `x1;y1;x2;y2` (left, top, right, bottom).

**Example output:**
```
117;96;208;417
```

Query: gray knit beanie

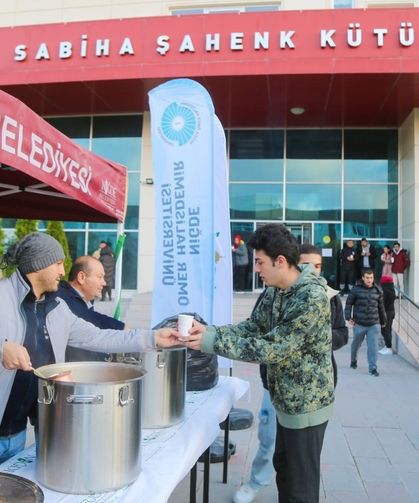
2;232;65;274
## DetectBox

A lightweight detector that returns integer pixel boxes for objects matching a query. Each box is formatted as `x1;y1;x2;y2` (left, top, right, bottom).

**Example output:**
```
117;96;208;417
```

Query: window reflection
344;130;397;183
230;183;283;220
343;184;397;238
286;130;341;182
286;184;341;220
230;159;282;182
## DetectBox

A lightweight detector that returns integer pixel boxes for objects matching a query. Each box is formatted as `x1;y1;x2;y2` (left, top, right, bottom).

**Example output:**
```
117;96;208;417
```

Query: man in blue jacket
58;255;124;361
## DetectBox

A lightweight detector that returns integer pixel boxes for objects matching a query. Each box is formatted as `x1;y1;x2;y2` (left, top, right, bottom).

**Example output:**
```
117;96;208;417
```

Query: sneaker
369;369;380;376
378;347;392;355
350;360;357;369
233;483;259;503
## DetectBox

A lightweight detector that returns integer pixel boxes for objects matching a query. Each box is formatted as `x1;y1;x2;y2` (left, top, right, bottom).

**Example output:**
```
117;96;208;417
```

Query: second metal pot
140;347;187;429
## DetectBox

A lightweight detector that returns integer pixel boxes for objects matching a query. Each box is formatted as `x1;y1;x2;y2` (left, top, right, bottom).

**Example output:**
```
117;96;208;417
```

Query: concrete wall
399;109;419;303
138;112;156;293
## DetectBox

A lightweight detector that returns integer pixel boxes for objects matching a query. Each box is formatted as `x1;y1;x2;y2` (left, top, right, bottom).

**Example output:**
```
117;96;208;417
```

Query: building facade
0;1;418;301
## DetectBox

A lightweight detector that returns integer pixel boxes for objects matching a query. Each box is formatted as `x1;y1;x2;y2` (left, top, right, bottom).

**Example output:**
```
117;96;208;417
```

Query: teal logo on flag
161;102;197;146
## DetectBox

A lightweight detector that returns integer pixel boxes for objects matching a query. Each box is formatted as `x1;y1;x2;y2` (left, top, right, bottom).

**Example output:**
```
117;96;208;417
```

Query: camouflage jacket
202;264;334;429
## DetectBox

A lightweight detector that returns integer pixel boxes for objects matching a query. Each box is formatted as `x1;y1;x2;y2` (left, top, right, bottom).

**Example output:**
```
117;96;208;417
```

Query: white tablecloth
0;376;249;503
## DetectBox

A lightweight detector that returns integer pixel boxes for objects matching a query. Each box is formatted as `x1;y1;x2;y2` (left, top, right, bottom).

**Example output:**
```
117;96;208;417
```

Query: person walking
378;275;396;356
98;241;115;301
391;242;410;295
0;233;179;464
339;239;357;295
345;269;386;376
184;224;334;503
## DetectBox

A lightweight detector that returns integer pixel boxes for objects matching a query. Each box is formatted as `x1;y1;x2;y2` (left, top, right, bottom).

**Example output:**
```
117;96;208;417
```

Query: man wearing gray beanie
0;232;180;464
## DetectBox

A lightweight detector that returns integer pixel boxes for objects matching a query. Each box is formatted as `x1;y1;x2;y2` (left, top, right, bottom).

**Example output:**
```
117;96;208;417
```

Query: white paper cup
178;314;194;338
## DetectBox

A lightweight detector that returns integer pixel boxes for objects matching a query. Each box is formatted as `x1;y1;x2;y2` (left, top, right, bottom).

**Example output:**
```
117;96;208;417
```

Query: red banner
0;90;127;222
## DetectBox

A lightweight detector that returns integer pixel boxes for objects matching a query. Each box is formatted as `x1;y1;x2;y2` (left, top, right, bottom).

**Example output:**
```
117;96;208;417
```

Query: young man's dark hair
248;223;299;267
362;269;374;277
299;243;322;257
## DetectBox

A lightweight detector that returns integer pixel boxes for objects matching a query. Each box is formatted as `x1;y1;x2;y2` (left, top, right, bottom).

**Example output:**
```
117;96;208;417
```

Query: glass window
46;117;90;148
125;172;140;229
230;130;284;182
334;0;353;7
230;183;283;220
344;130;398;183
121;232;138;290
92;116;142;171
343;184;398;238
286;184;341;221
230;159;282;182
65;231;86;260
245;5;281;12
286;130;342;182
171;9;204;15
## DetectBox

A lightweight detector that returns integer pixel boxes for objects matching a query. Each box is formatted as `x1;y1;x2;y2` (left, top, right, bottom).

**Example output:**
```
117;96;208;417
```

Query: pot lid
0;473;44;502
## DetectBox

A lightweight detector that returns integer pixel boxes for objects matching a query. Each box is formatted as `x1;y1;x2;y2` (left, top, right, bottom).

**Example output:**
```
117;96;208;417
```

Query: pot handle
38;383;55;405
156;352;166;369
66;395;103;404
119;385;134;406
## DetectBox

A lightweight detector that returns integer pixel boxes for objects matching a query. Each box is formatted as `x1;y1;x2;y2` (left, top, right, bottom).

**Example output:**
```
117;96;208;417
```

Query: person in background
0;233;179;464
345;269;386;376
232;234;249;292
299;244;348;388
184;224;334;503
99;241;115;301
233;243;348;503
378;275;396;356
391;242;410;296
339;239;357;296
380;245;393;278
356;238;377;279
57;255;124;362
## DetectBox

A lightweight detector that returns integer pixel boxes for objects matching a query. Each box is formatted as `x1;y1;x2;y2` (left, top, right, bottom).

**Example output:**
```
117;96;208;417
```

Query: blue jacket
58;281;124;361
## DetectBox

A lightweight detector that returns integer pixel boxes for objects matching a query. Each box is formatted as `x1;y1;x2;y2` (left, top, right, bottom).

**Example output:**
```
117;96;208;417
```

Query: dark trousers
381;311;395;348
234;265;247;291
273;420;328;503
340;267;355;291
101;285;112;301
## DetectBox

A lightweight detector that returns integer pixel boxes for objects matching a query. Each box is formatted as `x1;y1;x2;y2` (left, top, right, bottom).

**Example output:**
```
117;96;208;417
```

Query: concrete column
399;109;419;303
138;111;156;293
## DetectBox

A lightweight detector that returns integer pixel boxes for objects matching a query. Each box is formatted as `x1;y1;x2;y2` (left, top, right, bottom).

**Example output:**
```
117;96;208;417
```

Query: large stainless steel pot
35;362;145;494
140;347;186;429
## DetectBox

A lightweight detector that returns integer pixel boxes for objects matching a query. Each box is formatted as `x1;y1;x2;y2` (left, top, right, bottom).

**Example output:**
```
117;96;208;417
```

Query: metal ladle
32;367;73;381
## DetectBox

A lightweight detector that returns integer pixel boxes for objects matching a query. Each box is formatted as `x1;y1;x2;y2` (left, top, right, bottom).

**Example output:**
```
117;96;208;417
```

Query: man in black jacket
345;269;386;376
58;255;124;361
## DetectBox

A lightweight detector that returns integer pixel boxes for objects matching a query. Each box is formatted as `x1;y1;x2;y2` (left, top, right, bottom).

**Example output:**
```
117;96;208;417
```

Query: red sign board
0;90;127;222
0;8;418;85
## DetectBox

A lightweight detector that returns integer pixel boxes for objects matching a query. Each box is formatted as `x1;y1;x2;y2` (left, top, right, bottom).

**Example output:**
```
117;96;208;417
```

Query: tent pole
114;221;125;319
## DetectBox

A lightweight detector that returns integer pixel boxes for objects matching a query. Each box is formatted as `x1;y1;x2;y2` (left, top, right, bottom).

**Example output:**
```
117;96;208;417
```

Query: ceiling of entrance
3;72;419;128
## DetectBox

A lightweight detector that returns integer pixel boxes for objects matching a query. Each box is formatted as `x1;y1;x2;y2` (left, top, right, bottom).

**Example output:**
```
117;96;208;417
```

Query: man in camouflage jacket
183;224;334;503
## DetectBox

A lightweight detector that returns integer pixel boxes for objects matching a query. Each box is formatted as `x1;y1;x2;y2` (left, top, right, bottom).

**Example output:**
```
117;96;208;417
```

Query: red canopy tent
0;89;127;223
